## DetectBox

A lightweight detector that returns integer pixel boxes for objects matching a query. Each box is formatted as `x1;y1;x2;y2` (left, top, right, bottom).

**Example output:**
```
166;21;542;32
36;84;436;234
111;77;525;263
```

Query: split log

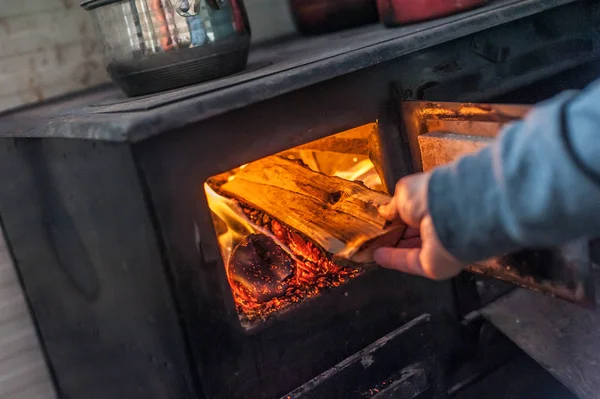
216;156;406;264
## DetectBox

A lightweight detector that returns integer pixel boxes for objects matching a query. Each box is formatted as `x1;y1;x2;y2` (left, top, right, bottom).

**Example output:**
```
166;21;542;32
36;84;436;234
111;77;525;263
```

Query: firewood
215;156;405;264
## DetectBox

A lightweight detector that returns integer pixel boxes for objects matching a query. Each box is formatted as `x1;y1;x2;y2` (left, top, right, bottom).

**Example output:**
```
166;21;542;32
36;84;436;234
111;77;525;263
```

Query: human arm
375;79;600;279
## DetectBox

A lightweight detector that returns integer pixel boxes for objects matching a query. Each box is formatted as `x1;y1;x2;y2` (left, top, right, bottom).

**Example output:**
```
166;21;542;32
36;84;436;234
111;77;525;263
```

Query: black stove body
0;1;598;399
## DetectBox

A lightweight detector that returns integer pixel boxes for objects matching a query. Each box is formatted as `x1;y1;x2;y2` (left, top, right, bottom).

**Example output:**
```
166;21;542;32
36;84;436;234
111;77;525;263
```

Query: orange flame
205;126;382;327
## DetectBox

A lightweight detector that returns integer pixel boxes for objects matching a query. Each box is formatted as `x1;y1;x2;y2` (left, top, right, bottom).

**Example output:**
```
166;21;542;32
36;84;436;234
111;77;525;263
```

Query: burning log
215;156;406;264
228;234;296;304
227;211;360;313
227;211;362;321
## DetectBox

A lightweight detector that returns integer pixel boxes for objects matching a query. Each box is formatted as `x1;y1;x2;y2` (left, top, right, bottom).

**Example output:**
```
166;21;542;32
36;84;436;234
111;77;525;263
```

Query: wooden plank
216;156;405;263
1;0;81;18
5;382;58;399
0;2;109;112
0;41;108;110
0;228;56;399
0;8;99;59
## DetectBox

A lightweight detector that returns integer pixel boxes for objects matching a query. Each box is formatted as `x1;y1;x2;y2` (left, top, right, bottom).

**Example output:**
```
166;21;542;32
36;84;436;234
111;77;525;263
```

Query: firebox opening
204;123;392;328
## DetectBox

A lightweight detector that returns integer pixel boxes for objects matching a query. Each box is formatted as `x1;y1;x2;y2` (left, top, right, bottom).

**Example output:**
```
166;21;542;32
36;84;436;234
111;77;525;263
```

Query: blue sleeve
427;79;600;262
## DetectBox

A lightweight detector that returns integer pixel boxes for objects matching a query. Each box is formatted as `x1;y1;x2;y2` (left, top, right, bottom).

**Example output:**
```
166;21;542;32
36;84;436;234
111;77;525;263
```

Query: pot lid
81;0;123;10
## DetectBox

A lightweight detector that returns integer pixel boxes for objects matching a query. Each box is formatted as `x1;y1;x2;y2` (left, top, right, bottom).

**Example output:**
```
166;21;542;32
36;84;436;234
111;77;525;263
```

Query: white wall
0;0;109;112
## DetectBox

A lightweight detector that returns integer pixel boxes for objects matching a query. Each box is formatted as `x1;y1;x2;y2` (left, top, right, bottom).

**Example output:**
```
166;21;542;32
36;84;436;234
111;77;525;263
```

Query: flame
206;178;362;326
204;127;384;327
204;183;255;262
333;158;383;191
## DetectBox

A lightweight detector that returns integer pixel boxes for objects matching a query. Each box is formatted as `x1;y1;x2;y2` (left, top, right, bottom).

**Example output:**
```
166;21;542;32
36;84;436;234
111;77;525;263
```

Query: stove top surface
0;0;576;142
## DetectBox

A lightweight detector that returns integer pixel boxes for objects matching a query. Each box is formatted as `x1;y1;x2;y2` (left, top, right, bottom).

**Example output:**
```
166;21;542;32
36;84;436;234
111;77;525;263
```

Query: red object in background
230;0;249;33
290;0;379;35
377;0;486;26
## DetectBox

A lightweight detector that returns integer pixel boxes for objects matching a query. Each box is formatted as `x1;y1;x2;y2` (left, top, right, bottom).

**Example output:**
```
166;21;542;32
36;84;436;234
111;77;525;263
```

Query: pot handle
175;0;201;16
176;0;226;16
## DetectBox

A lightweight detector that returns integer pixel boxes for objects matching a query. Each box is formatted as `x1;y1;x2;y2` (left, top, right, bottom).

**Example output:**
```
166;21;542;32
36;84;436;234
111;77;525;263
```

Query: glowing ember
206;184;361;325
205;124;384;326
228;234;295;304
236;206;361;319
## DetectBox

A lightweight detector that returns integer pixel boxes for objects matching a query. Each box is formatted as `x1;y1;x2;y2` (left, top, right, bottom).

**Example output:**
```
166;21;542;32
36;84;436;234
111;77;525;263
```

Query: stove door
400;100;595;307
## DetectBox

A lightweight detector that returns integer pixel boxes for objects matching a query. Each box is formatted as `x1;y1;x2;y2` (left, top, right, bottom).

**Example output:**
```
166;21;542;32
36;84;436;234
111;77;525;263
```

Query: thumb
373;247;424;276
378;200;399;221
395;172;431;227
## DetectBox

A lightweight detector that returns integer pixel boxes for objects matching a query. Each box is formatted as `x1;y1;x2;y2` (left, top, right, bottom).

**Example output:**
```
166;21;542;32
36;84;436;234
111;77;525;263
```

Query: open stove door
399;100;595;307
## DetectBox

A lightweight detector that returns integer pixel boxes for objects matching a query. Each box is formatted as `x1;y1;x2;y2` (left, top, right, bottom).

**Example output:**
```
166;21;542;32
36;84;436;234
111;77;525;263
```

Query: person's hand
374;172;466;280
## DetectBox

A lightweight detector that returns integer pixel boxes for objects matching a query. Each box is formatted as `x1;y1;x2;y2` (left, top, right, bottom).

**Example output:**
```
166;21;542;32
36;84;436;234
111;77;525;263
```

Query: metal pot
81;0;251;96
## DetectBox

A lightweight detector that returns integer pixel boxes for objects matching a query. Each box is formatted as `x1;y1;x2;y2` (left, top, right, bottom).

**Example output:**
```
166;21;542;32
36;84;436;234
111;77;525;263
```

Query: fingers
373;247;425;277
374;246;461;280
396;236;422;248
375;172;465;281
395;173;430;227
379;173;431;226
403;227;420;239
419;216;465;279
374;216;465;280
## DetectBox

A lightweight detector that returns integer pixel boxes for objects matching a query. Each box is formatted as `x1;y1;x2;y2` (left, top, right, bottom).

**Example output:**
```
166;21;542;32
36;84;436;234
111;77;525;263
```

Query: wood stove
0;1;598;398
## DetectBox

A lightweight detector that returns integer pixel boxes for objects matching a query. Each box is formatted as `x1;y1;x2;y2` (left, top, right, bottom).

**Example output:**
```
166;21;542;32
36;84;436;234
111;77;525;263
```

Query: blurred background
0;0;295;113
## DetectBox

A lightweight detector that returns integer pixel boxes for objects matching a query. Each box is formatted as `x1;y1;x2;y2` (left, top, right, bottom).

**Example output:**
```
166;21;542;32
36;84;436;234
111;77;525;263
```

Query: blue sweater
428;78;600;262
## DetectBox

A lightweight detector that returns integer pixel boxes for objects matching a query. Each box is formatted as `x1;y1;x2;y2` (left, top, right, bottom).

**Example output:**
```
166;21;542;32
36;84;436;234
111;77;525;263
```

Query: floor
0;228;56;399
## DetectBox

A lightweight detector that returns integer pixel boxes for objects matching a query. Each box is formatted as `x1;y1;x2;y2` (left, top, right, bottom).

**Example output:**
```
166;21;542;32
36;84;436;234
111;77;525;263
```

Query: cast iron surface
483;274;600;399
446;322;521;397
134;97;459;397
0;139;197;399
452;352;579;399
0;0;580;142
125;40;465;397
0;47;461;398
0;3;598;397
282;314;441;399
0;30;596;399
